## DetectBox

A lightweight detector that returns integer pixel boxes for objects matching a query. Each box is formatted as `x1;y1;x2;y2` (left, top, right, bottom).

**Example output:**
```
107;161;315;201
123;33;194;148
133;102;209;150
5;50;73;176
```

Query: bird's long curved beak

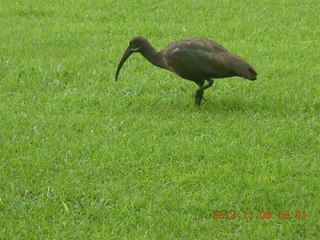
115;46;133;81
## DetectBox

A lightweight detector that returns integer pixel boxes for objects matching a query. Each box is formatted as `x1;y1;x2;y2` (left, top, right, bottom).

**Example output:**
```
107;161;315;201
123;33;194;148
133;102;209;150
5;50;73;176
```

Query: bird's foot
195;90;204;106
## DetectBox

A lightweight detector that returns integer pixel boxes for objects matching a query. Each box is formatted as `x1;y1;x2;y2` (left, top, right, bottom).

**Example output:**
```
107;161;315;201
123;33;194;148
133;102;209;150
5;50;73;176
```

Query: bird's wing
164;39;233;80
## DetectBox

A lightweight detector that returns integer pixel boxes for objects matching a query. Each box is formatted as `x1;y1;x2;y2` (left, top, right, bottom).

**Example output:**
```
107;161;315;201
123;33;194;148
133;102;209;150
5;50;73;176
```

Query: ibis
115;36;257;106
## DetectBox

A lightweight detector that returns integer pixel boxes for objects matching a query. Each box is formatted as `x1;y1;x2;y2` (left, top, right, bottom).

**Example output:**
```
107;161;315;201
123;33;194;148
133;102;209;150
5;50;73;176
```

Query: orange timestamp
212;210;307;220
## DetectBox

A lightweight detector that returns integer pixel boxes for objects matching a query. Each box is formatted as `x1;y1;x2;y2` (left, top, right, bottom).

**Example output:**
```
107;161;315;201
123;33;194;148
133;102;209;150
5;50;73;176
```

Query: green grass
1;0;319;239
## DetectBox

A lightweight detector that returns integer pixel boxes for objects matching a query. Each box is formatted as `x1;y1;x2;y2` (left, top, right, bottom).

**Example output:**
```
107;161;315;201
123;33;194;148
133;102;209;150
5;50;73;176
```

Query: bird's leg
195;89;204;106
201;79;215;91
195;81;204;106
195;79;214;106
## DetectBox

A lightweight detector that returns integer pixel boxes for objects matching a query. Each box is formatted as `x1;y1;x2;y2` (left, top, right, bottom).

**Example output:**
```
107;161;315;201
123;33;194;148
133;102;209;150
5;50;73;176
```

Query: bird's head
115;36;148;81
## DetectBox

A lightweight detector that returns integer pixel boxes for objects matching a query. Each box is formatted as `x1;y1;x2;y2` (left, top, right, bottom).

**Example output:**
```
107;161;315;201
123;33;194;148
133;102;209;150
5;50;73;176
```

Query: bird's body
161;38;256;83
116;36;257;106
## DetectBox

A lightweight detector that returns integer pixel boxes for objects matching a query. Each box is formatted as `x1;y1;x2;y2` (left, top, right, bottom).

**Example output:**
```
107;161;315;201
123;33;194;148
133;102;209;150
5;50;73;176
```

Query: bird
115;36;257;106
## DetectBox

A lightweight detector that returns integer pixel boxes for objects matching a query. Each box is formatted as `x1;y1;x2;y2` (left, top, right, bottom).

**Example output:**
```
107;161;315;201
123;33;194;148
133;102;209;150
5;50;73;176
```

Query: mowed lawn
1;0;319;239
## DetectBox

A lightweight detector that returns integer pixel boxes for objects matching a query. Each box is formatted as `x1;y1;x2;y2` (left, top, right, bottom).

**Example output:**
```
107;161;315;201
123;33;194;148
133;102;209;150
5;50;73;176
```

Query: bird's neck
140;43;166;69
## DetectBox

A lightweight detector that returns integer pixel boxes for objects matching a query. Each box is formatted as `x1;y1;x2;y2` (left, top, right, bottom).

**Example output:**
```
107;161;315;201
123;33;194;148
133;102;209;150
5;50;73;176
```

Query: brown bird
115;36;257;106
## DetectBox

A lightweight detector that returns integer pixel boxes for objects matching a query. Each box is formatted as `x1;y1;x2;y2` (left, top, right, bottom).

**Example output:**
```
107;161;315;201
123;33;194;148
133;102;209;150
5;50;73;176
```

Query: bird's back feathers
162;38;257;81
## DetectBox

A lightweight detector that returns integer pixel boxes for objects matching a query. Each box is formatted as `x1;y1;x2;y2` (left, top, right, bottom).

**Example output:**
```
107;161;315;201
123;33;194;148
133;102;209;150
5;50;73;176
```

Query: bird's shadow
145;94;259;118
200;96;257;113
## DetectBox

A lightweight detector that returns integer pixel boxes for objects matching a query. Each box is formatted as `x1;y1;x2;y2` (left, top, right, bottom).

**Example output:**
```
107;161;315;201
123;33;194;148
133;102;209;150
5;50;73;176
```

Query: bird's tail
229;54;257;80
245;67;257;80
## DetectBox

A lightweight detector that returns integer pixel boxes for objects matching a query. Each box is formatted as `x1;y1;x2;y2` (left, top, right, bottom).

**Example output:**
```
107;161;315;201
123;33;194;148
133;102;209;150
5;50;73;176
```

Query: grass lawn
1;0;319;239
